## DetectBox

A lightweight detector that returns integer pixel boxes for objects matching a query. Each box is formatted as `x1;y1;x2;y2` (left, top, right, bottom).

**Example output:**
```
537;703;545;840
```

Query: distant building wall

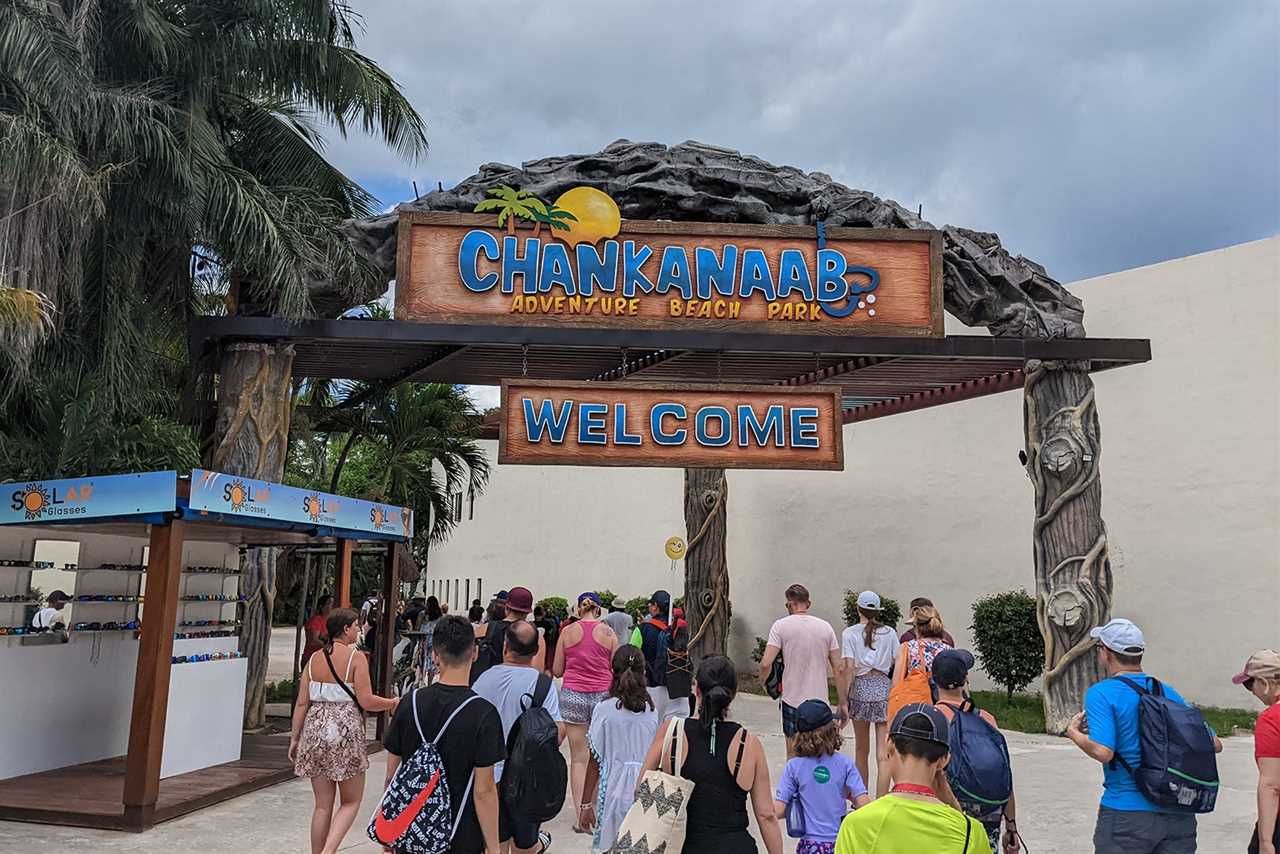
429;237;1279;708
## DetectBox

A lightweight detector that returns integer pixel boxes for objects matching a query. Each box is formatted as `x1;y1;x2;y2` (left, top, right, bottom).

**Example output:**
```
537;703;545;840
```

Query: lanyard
891;783;937;798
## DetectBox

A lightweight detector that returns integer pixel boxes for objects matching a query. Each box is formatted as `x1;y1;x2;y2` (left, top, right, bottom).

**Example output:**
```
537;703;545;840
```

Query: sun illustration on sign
474;185;620;248
18;483;51;520
371;507;386;528
226;480;249;511
304;495;322;522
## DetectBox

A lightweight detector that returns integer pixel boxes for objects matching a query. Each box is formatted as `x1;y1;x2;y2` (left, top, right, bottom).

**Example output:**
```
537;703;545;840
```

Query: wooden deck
0;734;351;831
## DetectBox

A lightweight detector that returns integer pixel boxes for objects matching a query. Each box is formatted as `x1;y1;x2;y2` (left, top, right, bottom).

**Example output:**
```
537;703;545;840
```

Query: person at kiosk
32;590;69;630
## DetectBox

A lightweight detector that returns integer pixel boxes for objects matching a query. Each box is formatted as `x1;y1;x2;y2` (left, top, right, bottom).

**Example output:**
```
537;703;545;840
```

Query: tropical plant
530;199;577;239
474;185;540;235
970;590;1045;698
536;597;569;621
624;596;651;621
0;284;56;363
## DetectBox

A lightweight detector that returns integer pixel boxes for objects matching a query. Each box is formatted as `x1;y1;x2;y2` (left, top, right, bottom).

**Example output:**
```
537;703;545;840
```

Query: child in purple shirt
774;699;872;854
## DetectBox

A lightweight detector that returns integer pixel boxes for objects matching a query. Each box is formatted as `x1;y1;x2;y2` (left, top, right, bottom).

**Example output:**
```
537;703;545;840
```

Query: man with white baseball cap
1067;617;1223;854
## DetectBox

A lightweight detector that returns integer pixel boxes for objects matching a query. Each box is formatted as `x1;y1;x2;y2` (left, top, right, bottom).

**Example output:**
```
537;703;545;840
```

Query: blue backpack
942;700;1013;826
1110;677;1219;813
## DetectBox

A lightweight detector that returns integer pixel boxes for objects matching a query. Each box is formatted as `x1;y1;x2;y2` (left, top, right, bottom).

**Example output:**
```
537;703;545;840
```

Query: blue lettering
577;403;608;445
538;241;577;295
695;405;732;447
613;405;642;446
621;241;654;296
502;236;540;295
650;403;687;446
695;245;738;299
816;248;854;317
458;230;499;292
522;398;573;444
736;404;785;447
738;249;777;300
790;407;821;448
655;246;694;299
775;249;814;301
576;240;619;295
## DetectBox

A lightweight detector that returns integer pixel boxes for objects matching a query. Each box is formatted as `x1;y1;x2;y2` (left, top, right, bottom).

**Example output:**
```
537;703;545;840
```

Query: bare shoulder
593;621;616;644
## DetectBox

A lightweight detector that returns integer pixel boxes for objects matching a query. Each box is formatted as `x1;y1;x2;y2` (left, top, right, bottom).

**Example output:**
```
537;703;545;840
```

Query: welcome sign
396;187;942;337
499;380;844;470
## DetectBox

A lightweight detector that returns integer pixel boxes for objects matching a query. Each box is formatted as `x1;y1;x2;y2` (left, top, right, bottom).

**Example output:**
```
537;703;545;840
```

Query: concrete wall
429;237;1279;709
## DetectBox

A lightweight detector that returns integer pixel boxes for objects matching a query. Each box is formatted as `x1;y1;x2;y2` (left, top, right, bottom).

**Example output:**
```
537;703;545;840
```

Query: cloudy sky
327;0;1278;288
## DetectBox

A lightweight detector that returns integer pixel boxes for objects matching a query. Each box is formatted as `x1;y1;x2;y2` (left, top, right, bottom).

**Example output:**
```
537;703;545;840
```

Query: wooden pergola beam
334;538;353;608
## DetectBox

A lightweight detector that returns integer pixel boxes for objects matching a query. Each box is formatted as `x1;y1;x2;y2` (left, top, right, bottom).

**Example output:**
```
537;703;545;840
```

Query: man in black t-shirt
383;614;505;854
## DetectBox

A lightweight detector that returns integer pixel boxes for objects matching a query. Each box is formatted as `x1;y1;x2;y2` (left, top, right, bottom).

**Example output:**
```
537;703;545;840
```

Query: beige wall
431;237;1279;708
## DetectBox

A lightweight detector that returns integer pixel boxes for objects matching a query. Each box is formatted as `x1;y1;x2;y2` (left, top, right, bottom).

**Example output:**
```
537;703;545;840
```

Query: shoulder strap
731;726;748;777
323;647;363;711
662;718;684;775
532;671;552;707
434;694;480;745
307;651;316;681
1113;675;1151;697
962;813;972;853
344;647;357;680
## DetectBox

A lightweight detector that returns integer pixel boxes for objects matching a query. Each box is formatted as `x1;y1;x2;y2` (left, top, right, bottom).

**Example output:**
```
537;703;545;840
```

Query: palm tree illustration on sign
529;199;578;239
473;185;540;235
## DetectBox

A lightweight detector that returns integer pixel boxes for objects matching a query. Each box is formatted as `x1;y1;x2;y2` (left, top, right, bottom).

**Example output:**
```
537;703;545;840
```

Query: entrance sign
397;188;942;337
499;380;844;470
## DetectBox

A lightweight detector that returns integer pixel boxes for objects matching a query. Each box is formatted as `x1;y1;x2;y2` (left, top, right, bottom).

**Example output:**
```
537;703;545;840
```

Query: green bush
842;590;901;629
624;596;651;621
536;596;569;621
970;589;1044;698
752;636;767;663
266;678;295;704
595;589;616;607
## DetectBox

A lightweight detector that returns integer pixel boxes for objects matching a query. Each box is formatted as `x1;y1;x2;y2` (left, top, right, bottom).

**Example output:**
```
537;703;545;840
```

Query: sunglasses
95;564;145;572
186;566;240;575
1243;678;1256;692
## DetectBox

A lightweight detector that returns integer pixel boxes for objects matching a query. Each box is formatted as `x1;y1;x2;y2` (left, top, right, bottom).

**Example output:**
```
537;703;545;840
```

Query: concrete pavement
0;688;1262;853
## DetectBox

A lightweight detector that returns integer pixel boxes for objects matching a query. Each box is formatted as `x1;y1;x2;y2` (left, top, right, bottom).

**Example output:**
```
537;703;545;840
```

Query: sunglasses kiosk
0;469;412;830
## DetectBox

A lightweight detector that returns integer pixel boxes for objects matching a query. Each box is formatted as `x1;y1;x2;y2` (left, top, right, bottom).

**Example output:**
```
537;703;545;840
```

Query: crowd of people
285;582;1279;854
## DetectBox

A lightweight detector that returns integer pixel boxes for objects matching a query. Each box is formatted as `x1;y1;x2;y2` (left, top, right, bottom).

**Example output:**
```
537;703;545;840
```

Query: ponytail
859;606;882;649
909;605;945;640
695;655;737;755
610;645;653;713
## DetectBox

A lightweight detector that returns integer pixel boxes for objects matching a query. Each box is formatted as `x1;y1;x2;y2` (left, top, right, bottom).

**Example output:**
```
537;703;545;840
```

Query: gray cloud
329;0;1278;282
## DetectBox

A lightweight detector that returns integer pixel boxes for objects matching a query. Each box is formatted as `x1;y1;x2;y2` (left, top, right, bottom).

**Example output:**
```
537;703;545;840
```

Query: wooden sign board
397;208;942;337
499;380;844;470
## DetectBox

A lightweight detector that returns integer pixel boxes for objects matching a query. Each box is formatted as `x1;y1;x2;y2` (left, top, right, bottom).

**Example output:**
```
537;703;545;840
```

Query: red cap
505;586;534;614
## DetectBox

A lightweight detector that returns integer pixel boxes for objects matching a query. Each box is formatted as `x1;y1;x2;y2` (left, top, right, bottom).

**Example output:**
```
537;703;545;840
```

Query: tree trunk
1024;360;1112;734
208;342;295;729
683;468;730;675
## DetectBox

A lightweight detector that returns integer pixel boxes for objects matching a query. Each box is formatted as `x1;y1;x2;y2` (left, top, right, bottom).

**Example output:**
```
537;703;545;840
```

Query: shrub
595;589;616;607
752;636;768;663
536;596;569;621
842;590;901;629
266;678;295;704
624;596;651;621
970;589;1044;698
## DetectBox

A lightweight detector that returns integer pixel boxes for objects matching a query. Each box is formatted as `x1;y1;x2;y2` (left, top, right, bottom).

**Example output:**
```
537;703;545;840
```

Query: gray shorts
1093;807;1197;854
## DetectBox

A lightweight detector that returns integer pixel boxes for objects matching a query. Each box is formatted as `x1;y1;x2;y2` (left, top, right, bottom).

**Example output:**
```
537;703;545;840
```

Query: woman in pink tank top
554;591;620;833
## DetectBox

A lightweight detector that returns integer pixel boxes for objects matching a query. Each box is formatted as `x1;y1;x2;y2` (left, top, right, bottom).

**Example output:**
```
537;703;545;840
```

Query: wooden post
123;519;186;830
375;544;399;740
335;538;353;609
290;551;312;711
683;469;730;674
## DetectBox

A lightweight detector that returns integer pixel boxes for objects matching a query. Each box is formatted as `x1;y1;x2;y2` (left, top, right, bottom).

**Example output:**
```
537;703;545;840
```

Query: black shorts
499;809;541;849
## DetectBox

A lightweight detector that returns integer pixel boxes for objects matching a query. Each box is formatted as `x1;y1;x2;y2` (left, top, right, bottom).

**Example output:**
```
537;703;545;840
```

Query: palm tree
474;185;540;236
530;199;578;240
0;284;55;362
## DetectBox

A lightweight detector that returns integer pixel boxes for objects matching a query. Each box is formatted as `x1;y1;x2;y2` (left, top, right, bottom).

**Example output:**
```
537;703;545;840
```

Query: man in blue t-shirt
1066;618;1222;854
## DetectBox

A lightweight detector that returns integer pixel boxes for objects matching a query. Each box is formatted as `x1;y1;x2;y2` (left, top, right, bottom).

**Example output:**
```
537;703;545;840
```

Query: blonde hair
577;598;602;619
909;604;945;640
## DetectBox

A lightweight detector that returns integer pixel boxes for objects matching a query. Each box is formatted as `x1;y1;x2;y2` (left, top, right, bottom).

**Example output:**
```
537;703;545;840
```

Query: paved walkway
0;689;1260;853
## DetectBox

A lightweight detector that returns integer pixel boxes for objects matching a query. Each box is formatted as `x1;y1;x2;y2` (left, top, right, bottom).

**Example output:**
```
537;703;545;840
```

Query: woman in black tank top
641;655;783;854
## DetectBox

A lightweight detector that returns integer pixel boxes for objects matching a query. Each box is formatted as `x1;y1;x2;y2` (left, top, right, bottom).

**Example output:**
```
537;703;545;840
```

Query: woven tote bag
612;717;695;854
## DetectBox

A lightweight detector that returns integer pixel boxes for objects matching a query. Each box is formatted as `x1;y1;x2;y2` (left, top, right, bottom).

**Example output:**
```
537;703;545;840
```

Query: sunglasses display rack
0;558;42;641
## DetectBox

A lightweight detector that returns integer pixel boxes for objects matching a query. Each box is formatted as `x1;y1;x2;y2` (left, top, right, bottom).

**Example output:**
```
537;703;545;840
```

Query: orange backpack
886;639;941;723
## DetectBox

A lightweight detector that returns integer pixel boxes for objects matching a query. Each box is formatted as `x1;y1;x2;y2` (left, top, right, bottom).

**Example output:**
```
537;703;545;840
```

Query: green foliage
266;678;295;704
474;185;540;229
595;589;616;607
970;590;1045;699
842;590;901;629
1198;705;1258;735
752;636;767;664
623;596;651;621
969;690;1045;733
536;597;569;621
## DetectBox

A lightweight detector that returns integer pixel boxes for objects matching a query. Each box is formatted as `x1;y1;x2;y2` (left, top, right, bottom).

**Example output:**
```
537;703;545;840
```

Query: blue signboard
1;471;178;525
188;470;413;539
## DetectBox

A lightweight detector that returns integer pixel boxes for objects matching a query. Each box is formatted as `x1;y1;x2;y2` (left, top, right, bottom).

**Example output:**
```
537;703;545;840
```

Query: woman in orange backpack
881;605;949;796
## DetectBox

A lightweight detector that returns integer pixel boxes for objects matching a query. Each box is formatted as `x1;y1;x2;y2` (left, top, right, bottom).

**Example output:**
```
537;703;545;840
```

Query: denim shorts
1093;807;1196;854
781;701;799;737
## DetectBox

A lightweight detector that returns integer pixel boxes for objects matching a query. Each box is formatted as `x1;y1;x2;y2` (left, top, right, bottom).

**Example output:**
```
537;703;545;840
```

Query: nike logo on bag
373;770;441;843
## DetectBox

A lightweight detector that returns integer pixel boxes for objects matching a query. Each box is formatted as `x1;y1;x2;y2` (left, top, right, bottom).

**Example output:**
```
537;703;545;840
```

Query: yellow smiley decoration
664;536;687;561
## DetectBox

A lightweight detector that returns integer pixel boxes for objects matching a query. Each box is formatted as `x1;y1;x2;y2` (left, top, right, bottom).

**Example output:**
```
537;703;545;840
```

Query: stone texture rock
343;139;1085;337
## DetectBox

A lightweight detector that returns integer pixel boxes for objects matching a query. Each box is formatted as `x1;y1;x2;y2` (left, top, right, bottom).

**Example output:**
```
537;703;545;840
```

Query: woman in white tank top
290;607;399;854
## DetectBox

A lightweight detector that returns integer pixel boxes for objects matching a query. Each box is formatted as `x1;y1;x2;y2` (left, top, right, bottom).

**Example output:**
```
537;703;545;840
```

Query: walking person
934;649;1021;854
601;595;634;646
1233;649;1280;854
882;603;950;795
1066;618;1223;854
289;608;399;854
774;699;871;854
473;586;544;685
835;704;991;853
415;595;443;686
639;655;784;854
898;597;956;646
840;590;896;795
301;595;333;666
580;644;660;853
473;620;565;853
634;589;690;722
758;584;848;757
382;614;507;854
554;591;619;836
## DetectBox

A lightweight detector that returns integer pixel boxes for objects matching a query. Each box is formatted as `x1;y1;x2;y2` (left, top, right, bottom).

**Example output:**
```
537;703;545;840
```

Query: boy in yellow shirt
835;703;991;853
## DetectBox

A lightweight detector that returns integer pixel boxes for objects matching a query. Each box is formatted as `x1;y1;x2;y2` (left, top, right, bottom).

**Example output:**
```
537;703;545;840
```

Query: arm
638;719;674;794
890;644;907;688
552;627;568;678
747;736;783;854
1001;791;1020;854
1259;756;1280;854
1066;711;1116;764
829;646;849;721
383;751;400;790
472;766;500;854
351;652;399;713
288;666;311;762
758;644;780;684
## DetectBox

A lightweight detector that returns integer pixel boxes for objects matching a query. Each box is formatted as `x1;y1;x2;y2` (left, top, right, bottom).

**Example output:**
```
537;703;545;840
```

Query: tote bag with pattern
612;717;695;854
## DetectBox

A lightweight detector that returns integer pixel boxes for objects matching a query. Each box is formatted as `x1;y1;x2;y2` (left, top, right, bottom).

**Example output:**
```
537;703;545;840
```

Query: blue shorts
781;701;799;737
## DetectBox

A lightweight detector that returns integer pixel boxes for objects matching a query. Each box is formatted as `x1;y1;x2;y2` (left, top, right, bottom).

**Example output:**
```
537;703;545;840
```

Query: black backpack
1110;676;1219;813
941;700;1013;826
765;652;785;700
468;620;507;686
500;673;567;824
665;623;692;699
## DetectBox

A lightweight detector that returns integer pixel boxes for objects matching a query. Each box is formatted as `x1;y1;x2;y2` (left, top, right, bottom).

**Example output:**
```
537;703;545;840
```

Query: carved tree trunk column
208;342;295;729
1024;359;1112;734
683;468;730;674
